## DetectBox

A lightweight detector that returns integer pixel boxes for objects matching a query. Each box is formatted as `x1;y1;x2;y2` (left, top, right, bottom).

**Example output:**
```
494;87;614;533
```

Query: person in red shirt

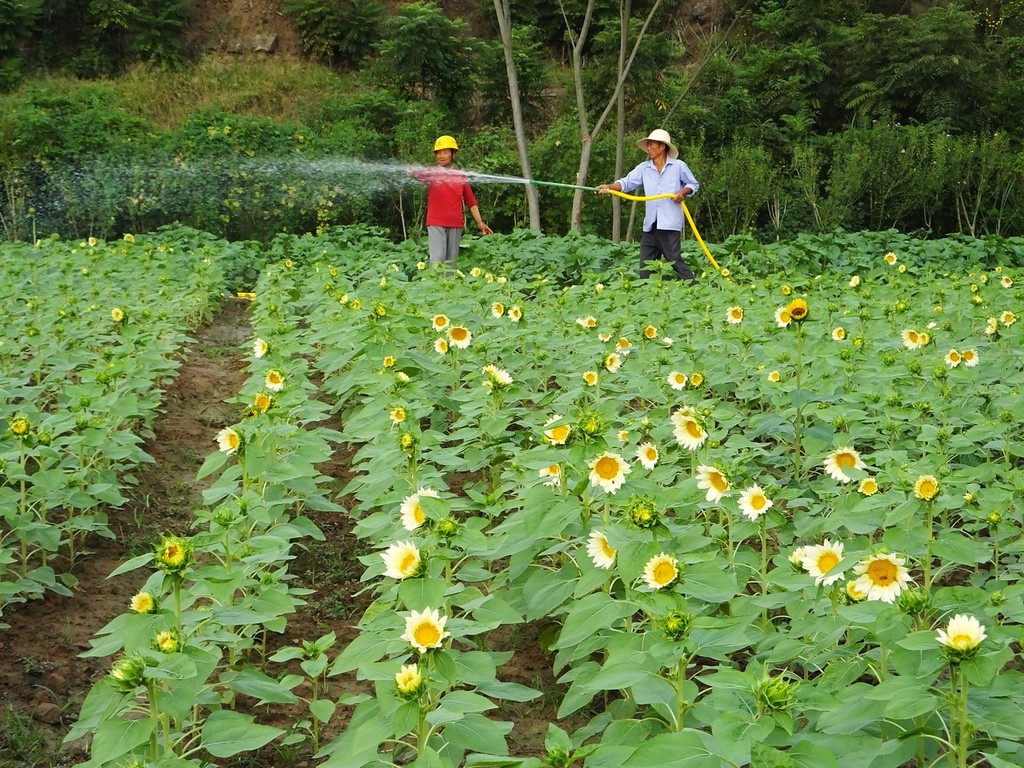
412;135;492;268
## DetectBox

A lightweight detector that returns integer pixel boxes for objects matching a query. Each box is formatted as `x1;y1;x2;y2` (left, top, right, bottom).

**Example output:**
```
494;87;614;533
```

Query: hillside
183;0;301;57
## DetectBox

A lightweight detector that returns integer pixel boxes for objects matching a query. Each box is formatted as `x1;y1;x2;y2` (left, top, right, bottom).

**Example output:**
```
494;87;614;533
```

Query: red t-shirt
416;168;479;228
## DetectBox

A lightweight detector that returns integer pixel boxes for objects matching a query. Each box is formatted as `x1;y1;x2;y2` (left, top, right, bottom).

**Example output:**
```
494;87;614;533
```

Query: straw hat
637;128;678;159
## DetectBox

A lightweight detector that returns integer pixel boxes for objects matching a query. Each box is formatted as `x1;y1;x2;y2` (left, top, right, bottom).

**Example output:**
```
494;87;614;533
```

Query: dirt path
0;299;252;767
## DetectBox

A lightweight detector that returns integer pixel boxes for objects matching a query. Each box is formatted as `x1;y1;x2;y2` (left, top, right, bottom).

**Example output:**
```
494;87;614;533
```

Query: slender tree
493;0;542;230
562;0;664;232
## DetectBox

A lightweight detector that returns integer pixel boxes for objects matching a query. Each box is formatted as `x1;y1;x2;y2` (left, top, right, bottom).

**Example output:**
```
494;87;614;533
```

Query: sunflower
774;307;792;328
690;372;704;388
768;370;781;383
831;327;846;341
154;535;193;575
491;302;505;318
726;306;744;324
672;407;708;451
604;353;622;373
845;580;867;602
588;451;631;494
253;337;268;358
696;465;730;502
380;541;422;579
858;477;878;496
434;338;449;355
616;337;632;353
448;326;472;349
636;442;659;470
914;474;939;501
383;355;395;368
853;552;912;603
961;348;979;367
936;614;986;657
539;464;561;486
738;484;773;522
130;592;157;614
265;369;285;392
944;349;962;368
786;298;808;322
884;252;898;265
1000;310;1017;327
400;488;440;531
586;530;617;569
824;447;866;483
576;316;597;329
431;314;450;331
1001;275;1013;288
389;406;407;425
643;324;658;340
543;416;571;445
9;417;29;437
849;275;861;288
154;629;181;654
395;663;424;698
508;306;522;322
642;553;679;590
901;329;923;349
401;607;450;653
583;370;599;386
110;307;125;323
668;371;688;391
215;427;241;454
800;540;845;586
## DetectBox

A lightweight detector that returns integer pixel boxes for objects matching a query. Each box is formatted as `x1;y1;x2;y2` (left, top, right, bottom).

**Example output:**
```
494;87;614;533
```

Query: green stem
760;517;769;629
793;325;805;482
924;503;933;590
147;679;161;761
957;668;969;768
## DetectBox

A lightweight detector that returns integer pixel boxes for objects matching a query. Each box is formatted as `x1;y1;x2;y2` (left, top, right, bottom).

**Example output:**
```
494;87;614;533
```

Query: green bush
283;0;387;68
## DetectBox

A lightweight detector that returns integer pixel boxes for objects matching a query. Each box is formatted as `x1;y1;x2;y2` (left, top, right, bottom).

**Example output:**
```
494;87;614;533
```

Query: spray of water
9;153;589;241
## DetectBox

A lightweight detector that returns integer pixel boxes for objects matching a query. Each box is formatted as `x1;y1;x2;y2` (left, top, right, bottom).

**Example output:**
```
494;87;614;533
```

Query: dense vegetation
6;227;1024;767
1;0;1024;242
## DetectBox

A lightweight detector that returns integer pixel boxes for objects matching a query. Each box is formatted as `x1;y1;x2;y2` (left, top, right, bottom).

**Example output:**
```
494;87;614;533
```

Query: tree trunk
493;0;541;231
565;0;664;232
612;0;631;242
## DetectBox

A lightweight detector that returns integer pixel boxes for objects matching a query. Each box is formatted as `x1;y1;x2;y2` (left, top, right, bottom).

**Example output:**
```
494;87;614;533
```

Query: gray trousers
428;226;463;267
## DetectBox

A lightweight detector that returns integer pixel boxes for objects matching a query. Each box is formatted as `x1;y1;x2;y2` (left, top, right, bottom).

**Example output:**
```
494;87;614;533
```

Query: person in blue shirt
597;129;700;283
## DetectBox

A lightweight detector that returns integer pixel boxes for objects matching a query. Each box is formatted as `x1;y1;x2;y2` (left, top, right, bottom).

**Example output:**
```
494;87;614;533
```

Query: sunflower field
4;226;1024;768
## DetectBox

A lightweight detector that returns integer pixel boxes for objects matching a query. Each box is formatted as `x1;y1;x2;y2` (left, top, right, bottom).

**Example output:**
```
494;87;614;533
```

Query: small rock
34;702;63;724
227;40;244;54
253;34;278;53
46;671;68;694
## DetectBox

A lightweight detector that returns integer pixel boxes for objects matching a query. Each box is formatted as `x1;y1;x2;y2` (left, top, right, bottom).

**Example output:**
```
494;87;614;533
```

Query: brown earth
0;299;559;768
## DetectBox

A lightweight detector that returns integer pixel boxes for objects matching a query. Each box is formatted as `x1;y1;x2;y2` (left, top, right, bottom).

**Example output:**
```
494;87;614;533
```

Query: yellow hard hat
433;135;459;152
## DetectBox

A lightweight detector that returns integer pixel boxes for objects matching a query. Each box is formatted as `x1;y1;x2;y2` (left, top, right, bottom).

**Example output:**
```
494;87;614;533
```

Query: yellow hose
607;190;722;273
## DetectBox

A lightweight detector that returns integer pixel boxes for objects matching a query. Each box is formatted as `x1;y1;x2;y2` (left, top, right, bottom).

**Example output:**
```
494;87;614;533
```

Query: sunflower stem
923;503;934;590
793;324;805;482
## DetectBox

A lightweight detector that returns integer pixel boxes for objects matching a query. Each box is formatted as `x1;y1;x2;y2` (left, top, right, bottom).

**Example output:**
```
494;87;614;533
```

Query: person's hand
597;184;612;195
480;223;494;235
674;187;692;203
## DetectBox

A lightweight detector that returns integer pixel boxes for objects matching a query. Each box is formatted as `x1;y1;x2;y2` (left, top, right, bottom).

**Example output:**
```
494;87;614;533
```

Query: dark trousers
640;229;696;283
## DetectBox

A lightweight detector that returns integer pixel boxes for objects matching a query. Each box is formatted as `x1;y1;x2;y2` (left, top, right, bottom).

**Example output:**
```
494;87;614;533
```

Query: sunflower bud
753;673;798;715
626;495;659;530
897;586;931;616
659;610;694;642
109;655;147;693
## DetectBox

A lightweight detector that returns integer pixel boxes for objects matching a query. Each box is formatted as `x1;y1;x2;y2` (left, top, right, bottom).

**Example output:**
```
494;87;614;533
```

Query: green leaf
620;730;720;768
89;718;155;764
553;592;634;650
201;710;284;758
227;668;299;704
441;713;510;756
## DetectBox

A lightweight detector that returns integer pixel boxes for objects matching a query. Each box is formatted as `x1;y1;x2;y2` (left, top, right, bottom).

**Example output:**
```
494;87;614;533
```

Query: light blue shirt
617;157;699;233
